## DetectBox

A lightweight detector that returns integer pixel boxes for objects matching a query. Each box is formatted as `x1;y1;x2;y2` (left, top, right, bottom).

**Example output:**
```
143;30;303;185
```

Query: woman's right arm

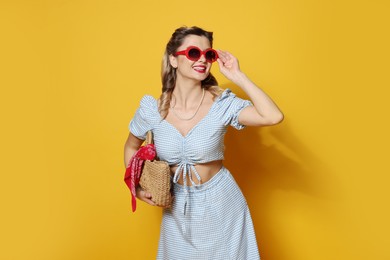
123;132;156;206
123;132;144;168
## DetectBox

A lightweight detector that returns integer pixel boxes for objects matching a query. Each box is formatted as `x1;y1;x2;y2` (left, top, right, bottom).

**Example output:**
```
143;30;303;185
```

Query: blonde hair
159;26;222;118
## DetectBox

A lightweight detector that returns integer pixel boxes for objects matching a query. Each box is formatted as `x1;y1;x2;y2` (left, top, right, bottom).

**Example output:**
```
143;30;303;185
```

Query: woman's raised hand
216;50;243;83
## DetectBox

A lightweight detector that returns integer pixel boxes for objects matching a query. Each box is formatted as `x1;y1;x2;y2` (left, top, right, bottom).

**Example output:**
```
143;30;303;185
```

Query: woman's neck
172;81;203;110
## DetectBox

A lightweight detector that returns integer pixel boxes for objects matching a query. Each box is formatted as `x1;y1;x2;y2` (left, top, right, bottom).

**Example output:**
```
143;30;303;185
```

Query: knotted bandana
124;143;156;212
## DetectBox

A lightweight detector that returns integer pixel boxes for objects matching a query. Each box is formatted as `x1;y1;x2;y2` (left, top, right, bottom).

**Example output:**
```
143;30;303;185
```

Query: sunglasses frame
174;46;219;63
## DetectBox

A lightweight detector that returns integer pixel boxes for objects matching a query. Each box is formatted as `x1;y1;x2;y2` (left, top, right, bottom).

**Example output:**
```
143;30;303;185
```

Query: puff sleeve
129;95;159;140
217;89;252;130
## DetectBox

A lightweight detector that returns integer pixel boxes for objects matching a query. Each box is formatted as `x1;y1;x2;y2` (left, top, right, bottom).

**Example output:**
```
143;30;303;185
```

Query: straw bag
124;131;172;211
139;132;172;208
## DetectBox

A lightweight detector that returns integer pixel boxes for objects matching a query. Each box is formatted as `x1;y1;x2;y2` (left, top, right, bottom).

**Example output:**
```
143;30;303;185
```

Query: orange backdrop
1;0;389;259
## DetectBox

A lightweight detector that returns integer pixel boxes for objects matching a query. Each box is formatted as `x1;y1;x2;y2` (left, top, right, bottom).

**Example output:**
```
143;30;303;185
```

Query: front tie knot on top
173;161;202;187
172;161;202;216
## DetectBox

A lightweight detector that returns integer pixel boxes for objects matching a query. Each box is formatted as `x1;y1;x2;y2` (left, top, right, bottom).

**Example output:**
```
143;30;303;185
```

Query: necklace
171;88;205;121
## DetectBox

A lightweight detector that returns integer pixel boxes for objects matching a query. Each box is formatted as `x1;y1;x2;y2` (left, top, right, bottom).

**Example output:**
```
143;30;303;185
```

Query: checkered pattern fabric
129;89;260;259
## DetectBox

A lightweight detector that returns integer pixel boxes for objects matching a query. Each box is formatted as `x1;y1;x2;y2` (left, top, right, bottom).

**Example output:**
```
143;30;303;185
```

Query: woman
124;26;283;260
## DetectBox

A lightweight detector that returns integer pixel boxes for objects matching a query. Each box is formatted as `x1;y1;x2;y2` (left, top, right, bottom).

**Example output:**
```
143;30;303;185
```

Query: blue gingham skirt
157;166;260;260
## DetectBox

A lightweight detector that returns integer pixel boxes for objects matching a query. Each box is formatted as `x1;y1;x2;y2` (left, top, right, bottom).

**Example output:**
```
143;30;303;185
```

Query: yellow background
1;0;389;259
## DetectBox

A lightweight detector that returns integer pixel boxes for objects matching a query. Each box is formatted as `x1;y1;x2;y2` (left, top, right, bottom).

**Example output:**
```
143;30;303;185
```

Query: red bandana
124;143;156;212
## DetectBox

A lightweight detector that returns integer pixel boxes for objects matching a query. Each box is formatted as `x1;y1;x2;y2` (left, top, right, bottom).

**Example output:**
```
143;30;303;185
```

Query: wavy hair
159;26;222;118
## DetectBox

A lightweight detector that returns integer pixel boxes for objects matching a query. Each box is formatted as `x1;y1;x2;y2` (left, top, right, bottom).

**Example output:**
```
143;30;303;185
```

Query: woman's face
170;35;213;83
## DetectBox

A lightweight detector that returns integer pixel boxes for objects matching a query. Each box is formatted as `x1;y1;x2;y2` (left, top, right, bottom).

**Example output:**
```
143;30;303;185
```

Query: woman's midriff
170;160;223;186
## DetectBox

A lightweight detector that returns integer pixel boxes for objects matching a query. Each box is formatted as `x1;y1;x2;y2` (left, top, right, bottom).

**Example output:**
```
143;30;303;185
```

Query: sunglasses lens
187;48;201;60
205;50;217;62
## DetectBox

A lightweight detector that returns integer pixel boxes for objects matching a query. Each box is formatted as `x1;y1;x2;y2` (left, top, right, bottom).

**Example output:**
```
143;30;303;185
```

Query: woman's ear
169;54;178;68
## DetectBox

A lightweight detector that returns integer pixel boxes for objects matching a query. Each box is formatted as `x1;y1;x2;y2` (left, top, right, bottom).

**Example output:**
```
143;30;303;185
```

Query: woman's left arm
217;50;284;127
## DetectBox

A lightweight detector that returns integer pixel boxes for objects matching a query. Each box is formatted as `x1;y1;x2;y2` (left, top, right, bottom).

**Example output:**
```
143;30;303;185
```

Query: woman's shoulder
139;94;158;109
215;88;239;104
214;87;252;111
137;94;160;118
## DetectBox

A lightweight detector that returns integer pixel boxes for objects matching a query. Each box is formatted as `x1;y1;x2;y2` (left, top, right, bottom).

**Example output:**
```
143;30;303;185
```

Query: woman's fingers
136;187;156;206
216;50;241;81
142;190;152;198
217;50;229;63
143;198;156;206
141;190;156;206
217;50;234;61
217;50;238;67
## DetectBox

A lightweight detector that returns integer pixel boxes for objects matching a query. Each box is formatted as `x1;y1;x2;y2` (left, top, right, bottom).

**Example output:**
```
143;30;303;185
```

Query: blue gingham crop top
129;89;252;186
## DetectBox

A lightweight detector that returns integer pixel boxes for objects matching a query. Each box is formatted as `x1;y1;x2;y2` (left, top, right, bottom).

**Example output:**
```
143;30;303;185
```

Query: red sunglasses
175;46;219;63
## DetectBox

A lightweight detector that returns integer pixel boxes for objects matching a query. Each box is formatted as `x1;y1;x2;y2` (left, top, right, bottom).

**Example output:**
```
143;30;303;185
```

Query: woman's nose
197;54;207;62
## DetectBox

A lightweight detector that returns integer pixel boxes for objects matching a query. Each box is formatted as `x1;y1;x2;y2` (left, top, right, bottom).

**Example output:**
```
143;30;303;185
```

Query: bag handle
145;131;153;145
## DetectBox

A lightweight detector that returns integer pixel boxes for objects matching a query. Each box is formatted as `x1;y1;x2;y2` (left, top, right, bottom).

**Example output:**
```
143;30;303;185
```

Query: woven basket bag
139;132;172;207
